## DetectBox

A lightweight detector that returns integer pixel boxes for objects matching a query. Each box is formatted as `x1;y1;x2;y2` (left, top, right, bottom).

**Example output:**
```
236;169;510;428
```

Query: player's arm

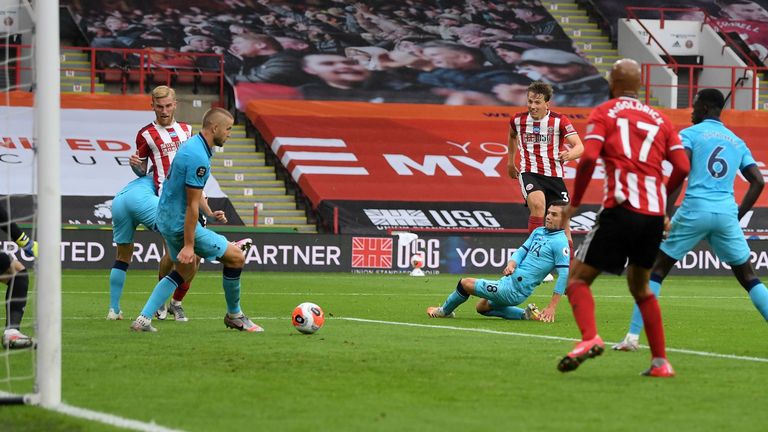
130;152;148;177
565;133;602;221
132;131;149;177
738;164;764;220
665;148;691;217
539;238;569;322
558;119;584;162
507;124;520;179
180;185;202;264
199;192;227;223
504;231;536;275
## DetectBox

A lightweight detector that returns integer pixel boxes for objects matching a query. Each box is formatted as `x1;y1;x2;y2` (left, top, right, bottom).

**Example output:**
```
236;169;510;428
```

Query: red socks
637;294;667;359
528;216;544;233
173;282;191;302
566;280;597;340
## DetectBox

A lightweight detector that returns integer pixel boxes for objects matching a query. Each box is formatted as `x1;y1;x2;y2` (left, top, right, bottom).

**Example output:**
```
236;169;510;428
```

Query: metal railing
1;44;226;106
624;7;765;109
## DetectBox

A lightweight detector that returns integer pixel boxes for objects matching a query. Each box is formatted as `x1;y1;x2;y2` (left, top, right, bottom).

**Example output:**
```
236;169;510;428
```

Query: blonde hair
202;107;234;129
151;85;176;101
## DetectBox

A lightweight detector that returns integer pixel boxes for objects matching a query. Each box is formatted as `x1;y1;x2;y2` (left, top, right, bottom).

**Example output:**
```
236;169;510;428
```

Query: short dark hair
548;200;568;210
527;81;553;102
695;88;725;116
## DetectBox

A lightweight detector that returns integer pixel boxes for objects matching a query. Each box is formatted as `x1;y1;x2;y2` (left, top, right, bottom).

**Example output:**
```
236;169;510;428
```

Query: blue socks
480;305;526;320
140;271;183;318
746;280;768;321
109;261;129;311
628;276;663;335
223;267;242;314
441;281;469;315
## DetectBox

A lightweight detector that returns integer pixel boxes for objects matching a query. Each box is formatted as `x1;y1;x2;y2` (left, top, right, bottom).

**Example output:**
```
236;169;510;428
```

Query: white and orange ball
411;253;425;269
292;302;325;334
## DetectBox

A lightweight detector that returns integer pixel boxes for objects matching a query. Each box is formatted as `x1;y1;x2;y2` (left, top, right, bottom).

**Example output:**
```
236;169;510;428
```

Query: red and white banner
0;107;226;197
248;100;768;209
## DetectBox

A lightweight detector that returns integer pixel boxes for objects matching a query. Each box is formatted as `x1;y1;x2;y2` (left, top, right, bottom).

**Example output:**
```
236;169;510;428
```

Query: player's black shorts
518;172;569;207
0;252;11;274
576;205;664;275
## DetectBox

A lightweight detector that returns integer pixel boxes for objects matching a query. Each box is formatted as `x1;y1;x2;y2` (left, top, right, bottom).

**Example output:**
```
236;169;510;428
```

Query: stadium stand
60;0;608;108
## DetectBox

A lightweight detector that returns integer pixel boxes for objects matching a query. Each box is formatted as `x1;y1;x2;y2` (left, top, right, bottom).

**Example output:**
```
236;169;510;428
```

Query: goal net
0;0;61;407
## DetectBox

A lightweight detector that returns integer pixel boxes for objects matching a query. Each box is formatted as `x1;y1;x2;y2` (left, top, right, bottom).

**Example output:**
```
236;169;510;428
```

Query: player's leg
1;254;33;348
168;258;198;322
195;228;263;332
710;213;768;321
519;173;546;233
131;233;197;332
428;278;476;317
107;243;134;320
615;251;676;351
559;208;634;372
476;298;530;320
153;242;174;320
109;196;136;320
626;212;673;377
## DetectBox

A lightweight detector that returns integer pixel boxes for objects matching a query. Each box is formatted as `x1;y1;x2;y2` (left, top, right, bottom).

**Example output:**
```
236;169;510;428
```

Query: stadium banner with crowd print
248;100;768;231
60;0;608;108
5;229;768;276
0;106;227;198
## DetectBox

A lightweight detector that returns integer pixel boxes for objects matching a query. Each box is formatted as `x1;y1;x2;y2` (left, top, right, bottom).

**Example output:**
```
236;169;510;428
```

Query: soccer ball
411;253;425;269
291;302;325;334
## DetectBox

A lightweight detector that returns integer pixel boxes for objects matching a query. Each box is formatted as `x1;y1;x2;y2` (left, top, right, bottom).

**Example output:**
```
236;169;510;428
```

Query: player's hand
129;152;142;168
177;245;196;264
507;164;519;179
503;260;516;276
212;210;227;223
558;148;576;162
539;306;556;323
663;216;671;238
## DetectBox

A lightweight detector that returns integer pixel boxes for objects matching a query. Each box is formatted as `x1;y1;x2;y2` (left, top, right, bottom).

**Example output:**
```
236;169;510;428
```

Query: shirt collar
199;134;212;158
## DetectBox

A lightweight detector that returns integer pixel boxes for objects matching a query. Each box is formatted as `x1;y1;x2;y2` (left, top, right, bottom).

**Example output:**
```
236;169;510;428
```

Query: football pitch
2;270;767;431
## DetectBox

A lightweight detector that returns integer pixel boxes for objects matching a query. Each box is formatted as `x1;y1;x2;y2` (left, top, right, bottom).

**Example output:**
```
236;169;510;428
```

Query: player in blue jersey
107;173;160;320
613;88;768;351
131;108;263;333
426;201;570;322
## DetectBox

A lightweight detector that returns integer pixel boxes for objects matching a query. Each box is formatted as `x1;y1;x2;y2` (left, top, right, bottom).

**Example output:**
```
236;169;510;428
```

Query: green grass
2;271;767;431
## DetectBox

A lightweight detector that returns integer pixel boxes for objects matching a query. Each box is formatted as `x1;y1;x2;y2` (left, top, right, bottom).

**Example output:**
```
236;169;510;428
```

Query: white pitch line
50;403;185;432
0;391;183;432
339;317;768;364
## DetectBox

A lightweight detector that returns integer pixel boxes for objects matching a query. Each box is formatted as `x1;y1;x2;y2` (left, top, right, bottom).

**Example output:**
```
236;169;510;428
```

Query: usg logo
364;209;501;230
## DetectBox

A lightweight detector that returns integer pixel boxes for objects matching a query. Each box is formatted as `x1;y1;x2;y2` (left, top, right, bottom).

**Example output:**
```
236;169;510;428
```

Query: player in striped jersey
558;59;690;377
124;86;226;321
132;86;193;194
508;81;584;271
613;88;768;352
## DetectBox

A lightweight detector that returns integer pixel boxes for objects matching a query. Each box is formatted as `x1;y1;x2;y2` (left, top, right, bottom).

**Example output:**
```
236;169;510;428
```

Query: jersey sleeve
551;234;570;295
559;115;578;138
678;127;693;151
135;129;149;159
666;124;684;153
583;107;608;143
184;152;209;189
739;143;757;171
509;116;519;136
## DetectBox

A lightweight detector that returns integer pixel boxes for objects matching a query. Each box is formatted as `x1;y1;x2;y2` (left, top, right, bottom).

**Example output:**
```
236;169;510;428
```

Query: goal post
35;0;61;407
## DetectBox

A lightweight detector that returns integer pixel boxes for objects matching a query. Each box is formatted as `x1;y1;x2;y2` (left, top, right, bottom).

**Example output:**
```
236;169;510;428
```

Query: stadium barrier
4;229;768;276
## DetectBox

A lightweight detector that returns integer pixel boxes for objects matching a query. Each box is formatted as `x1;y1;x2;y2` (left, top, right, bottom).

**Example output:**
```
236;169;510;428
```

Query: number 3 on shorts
561;191;570;202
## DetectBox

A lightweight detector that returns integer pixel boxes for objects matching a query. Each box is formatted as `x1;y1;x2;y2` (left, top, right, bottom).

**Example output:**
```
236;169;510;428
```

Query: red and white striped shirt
136;120;193;194
510;110;578;178
574;97;685;216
